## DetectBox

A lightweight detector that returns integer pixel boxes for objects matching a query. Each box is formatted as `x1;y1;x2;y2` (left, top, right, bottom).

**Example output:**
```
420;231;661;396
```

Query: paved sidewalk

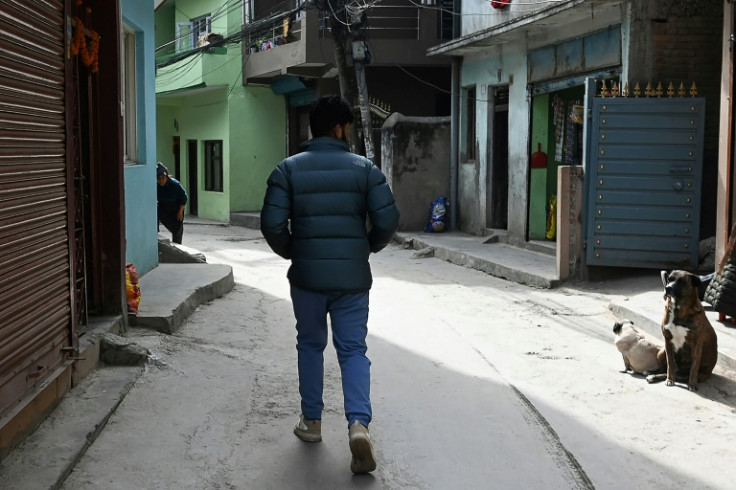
395;230;736;376
398;231;559;288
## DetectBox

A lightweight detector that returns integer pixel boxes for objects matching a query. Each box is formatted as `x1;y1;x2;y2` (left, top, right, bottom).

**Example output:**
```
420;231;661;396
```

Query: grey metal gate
586;93;705;269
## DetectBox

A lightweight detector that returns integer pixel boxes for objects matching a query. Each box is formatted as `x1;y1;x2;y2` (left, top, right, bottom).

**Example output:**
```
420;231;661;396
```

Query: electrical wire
156;5;304;70
156;0;248;53
157;0;571;96
156;0;301;55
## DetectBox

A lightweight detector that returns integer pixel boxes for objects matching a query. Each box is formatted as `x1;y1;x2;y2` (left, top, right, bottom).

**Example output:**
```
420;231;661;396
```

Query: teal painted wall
123;0;159;275
229;86;287;212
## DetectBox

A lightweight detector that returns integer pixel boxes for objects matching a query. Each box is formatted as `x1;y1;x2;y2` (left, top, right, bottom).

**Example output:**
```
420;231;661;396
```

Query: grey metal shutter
0;0;71;417
586;96;705;269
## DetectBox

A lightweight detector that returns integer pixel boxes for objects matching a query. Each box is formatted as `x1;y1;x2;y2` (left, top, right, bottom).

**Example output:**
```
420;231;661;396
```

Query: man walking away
260;95;400;474
156;162;188;244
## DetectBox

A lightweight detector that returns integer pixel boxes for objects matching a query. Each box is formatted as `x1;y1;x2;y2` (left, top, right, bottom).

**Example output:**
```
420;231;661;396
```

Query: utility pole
351;22;374;161
325;0;374;161
329;15;360;152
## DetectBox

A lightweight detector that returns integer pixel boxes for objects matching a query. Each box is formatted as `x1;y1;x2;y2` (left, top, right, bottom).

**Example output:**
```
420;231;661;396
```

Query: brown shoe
348;421;377;474
293;415;322;442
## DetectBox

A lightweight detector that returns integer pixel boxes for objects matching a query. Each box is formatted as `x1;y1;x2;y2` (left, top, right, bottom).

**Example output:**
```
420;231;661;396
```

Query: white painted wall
460;42;529;237
461;0;568;37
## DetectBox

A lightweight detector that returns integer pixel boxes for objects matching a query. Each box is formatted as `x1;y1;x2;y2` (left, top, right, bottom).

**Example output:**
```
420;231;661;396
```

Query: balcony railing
244;15;303;53
243;2;449;83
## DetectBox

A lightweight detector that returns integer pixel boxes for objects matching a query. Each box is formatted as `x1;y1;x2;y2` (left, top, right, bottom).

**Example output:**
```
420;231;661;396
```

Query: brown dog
613;320;666;375
659;270;718;391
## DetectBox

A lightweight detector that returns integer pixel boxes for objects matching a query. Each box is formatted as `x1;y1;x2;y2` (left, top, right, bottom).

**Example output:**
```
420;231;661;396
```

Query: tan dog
658;270;718;391
613;320;666;375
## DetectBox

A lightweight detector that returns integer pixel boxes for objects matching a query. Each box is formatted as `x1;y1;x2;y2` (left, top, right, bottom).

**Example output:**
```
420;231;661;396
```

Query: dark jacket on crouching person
260;137;399;293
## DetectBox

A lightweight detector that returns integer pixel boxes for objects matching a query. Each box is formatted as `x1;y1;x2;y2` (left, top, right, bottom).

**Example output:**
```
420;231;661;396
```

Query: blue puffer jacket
261;137;400;293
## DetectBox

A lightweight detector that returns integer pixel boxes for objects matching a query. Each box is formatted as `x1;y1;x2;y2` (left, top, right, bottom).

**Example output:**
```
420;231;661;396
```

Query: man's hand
177;205;185;222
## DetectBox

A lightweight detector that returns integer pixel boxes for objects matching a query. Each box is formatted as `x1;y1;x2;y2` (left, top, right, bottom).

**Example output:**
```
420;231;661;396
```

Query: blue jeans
290;286;372;428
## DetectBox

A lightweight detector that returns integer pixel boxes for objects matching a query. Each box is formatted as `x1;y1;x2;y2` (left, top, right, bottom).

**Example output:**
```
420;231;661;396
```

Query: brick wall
650;2;723;237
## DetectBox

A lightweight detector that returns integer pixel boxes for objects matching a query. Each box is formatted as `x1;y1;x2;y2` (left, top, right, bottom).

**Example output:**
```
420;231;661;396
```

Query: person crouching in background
156;162;188;244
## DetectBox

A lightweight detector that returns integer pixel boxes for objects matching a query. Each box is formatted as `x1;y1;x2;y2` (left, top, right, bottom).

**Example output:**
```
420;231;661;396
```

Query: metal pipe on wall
450;57;460;231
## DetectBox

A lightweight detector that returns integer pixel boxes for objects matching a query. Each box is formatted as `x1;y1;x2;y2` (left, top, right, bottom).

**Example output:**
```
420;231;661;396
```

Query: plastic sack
425;196;448;233
545;196;557;241
125;263;142;314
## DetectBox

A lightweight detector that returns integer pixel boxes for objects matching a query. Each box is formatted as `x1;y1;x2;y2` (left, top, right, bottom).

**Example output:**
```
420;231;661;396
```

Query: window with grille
295;0;305;21
176;14;212;51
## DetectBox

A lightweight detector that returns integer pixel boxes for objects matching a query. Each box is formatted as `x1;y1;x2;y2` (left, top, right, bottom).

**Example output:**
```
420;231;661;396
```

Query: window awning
156;83;228;98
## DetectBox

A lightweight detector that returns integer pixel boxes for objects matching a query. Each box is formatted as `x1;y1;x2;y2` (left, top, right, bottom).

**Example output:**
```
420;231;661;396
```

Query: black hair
309;95;354;138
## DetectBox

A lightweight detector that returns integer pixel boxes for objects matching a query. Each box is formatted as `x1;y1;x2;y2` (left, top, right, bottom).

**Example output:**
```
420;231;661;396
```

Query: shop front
527;27;622;243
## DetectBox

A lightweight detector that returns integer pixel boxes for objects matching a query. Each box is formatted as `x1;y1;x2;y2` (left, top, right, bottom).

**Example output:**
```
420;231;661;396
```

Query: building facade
0;0;157;457
429;0;722;274
155;0;286;222
242;0;453;167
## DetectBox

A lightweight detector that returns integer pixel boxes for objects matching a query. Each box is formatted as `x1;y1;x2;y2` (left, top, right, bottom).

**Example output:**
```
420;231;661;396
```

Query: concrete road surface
62;224;736;489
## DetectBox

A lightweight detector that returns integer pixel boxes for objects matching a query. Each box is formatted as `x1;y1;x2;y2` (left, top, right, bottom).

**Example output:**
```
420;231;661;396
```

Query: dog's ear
689;273;701;288
660;270;670;288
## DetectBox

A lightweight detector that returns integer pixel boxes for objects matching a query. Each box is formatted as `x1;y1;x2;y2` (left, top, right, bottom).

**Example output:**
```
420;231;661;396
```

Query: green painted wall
229;85;287;211
531;94;550;157
155;0;287;221
156;103;179;177
180;88;230;222
174;0;236;36
154;2;175;55
156;63;285;219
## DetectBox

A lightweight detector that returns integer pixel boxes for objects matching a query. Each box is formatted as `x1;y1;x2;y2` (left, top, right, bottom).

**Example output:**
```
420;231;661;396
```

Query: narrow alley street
61;223;736;490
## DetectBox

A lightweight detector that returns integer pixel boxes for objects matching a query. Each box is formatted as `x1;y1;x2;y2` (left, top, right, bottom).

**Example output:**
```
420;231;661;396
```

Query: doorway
187;139;198;215
528;85;585;241
173;136;180;179
288;105;311;157
487;87;509;230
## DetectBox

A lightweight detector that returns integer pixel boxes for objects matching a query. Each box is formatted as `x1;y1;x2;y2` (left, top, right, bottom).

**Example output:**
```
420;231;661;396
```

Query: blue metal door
586;96;705;269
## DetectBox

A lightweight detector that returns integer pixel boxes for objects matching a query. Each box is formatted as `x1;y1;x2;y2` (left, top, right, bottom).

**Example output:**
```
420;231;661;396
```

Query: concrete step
0;366;142;490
